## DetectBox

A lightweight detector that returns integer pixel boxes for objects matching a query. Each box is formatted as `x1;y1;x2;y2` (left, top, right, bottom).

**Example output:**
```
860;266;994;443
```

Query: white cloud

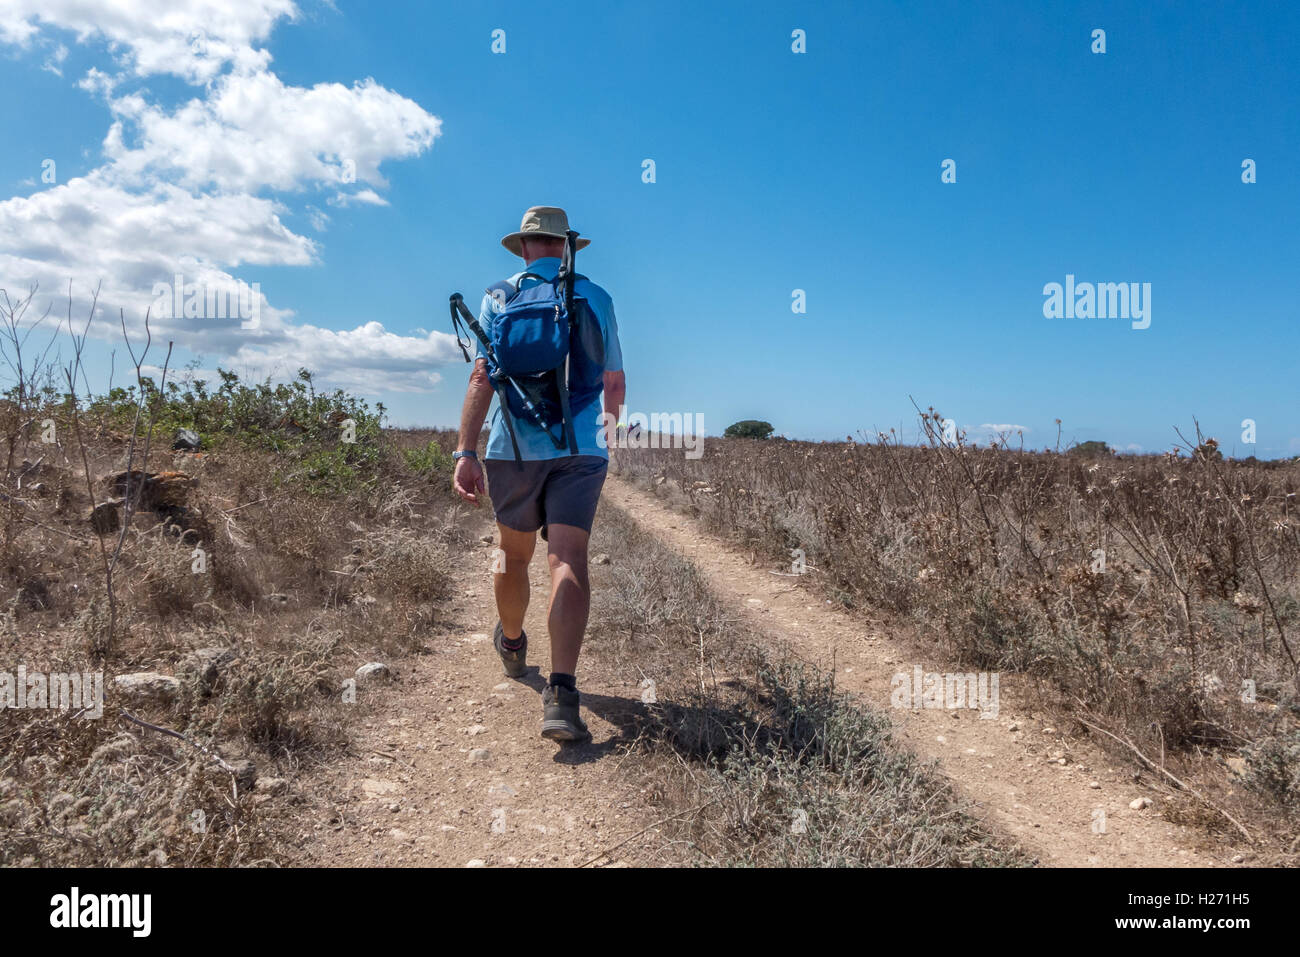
0;174;316;310
329;188;391;208
102;71;440;193
0;0;297;83
41;42;68;76
229;321;458;394
77;66;118;96
305;205;330;231
0;2;450;399
978;423;1029;434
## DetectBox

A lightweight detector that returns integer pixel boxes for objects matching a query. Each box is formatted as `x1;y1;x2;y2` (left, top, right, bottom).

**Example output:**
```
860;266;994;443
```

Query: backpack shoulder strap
484;279;516;309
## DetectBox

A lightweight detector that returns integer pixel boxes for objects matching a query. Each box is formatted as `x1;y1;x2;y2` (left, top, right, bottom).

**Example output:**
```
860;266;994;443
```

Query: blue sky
1;0;1296;456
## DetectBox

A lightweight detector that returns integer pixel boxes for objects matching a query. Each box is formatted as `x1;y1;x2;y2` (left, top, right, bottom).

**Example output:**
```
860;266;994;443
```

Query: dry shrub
585;501;1028;866
614;419;1300;847
0;717;276;867
0;399;462;865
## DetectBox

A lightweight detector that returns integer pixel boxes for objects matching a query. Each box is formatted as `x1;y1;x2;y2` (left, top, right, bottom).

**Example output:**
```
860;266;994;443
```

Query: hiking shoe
493;621;528;678
541;684;590;742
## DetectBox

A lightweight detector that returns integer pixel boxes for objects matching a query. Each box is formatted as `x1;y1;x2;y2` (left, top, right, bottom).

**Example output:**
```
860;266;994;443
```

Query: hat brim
501;231;591;257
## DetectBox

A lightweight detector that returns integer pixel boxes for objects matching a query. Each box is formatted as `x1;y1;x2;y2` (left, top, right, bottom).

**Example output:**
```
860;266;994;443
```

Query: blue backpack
450;230;605;466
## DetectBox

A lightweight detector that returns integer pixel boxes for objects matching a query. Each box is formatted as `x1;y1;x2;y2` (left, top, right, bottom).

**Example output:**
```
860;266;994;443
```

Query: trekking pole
449;292;555;428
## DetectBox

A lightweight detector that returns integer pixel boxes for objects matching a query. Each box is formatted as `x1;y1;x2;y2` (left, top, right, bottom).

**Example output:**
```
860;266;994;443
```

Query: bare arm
458;358;494;450
602;369;626;450
453;359;494;504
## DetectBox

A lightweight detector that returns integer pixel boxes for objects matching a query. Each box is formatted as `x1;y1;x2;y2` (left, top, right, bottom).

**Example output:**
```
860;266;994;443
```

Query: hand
453;456;485;506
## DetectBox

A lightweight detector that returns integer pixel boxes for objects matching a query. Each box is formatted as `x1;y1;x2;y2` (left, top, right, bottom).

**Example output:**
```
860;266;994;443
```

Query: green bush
724;419;775;440
76;366;389;495
403;440;454;479
1069;439;1112;457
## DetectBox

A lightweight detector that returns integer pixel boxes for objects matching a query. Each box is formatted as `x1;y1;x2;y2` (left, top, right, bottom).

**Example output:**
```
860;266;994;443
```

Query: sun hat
501;205;590;257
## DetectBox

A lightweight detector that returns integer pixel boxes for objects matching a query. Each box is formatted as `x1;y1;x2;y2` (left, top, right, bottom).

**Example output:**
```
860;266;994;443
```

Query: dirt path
602;476;1240;868
296;474;1240;868
296;509;661;868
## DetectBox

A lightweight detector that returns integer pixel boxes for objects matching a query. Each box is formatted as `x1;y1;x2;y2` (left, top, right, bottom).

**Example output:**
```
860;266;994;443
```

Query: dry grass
586;501;1030;866
0;370;463;865
614;418;1300;856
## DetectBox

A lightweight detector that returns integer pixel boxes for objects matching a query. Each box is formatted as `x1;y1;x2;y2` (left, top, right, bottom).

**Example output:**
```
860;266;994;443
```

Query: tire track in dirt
603;475;1243;868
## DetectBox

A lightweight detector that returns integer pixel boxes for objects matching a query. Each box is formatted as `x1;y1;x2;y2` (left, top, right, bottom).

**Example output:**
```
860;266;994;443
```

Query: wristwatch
452;449;478;461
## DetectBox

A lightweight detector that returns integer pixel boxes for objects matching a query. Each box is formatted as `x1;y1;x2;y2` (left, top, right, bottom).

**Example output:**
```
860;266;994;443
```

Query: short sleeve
473;292;498;362
601;296;623;373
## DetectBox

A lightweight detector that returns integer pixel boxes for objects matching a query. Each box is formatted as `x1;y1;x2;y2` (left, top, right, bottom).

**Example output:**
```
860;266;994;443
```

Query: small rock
1007;722;1020;732
1088;781;1101;789
1129;797;1153;810
1231;854;1245;863
361;778;399;798
466;859;486;867
89;501;121;534
356;662;391;683
466;725;487;736
263;593;290;607
1042;727;1056;734
113;672;180;702
227;759;257;791
592;553;611;566
172;428;201;452
469;749;491;762
493;683;511;692
256;776;289;795
480;534;494;544
390;829;411;841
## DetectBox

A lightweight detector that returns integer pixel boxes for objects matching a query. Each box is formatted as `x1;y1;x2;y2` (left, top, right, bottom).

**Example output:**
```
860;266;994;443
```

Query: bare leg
494;524;536;639
545;523;590;675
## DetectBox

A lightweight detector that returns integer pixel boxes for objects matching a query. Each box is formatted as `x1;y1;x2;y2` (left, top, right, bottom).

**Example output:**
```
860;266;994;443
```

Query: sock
500;629;525;651
548;672;577;692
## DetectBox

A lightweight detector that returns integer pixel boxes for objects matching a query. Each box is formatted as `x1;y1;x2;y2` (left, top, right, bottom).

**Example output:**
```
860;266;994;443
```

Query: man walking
452;206;625;742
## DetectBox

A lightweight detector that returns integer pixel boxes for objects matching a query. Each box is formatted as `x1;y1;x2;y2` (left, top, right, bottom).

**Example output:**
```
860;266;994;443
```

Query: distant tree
724;419;775;440
1069;440;1113;457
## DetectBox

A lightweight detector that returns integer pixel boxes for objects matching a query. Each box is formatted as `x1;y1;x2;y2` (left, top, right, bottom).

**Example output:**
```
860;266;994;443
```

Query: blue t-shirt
476;257;623;461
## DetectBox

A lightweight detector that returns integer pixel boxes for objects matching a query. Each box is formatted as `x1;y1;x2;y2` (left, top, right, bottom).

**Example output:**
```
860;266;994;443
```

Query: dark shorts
485;455;608;534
